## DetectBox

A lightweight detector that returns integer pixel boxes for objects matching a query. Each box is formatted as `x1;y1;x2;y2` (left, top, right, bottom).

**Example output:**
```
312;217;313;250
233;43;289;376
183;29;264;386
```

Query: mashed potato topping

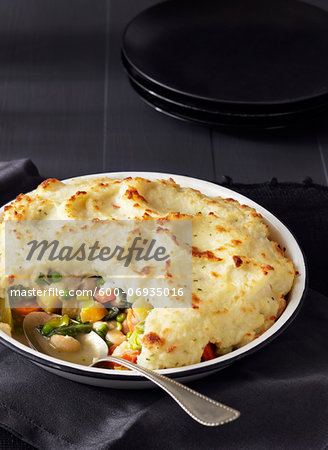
0;176;295;369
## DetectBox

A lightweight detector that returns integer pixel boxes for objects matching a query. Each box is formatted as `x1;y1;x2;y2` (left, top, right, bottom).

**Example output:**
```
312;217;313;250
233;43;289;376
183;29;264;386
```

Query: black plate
122;0;328;110
123;52;328;118
128;73;328;130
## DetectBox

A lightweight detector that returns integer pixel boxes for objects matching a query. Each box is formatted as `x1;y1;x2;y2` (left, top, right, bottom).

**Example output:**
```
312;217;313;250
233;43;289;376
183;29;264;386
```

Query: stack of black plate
122;0;328;129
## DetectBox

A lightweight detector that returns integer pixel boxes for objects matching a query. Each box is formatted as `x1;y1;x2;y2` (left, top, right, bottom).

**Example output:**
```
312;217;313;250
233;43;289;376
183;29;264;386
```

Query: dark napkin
1;288;327;450
0;161;327;450
0;159;44;208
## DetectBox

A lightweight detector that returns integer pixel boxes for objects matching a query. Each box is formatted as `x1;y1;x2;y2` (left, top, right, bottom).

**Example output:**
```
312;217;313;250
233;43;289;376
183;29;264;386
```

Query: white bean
106;329;126;345
50;334;81;352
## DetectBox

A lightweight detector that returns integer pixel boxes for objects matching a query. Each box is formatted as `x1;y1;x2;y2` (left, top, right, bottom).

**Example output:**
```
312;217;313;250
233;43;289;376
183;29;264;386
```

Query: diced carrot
113;350;140;369
126;309;139;333
93;289;116;304
13;306;42;317
202;343;216;361
122;350;140;363
102;346;139;369
108;344;118;355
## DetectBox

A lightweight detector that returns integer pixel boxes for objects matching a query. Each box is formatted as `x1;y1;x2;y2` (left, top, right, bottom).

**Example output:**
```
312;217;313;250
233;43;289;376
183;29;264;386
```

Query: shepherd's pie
0;177;295;369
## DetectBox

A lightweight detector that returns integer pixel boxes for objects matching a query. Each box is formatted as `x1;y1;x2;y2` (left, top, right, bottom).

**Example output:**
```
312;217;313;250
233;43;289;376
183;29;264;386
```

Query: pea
116;312;126;323
97;323;108;333
96;323;108;340
41;322;54;336
116;321;122;331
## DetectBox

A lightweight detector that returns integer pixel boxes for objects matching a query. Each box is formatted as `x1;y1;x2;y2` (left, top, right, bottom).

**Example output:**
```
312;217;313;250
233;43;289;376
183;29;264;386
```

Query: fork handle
93;356;240;427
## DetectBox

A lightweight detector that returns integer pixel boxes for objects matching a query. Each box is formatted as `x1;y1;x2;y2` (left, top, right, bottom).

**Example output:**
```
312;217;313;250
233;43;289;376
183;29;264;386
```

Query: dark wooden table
0;0;327;186
0;0;327;448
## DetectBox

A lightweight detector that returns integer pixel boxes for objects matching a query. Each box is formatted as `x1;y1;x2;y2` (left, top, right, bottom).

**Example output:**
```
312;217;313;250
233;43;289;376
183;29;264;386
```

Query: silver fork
92;356;240;427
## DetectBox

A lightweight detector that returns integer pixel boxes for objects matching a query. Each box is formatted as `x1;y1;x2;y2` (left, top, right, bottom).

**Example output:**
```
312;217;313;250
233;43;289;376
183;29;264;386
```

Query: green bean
39;322;93;338
104;307;119;320
41;322;54;336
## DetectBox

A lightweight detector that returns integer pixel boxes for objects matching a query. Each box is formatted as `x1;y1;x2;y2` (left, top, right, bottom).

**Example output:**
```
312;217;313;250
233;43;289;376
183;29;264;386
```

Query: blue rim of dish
0;206;308;384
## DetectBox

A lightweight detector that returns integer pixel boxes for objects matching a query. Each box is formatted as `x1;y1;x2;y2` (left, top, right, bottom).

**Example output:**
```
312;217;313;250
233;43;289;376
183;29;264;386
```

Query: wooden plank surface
306;0;328;186
316;115;328;185
0;0;106;180
104;0;214;181
0;0;326;185
212;127;327;184
211;0;328;185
